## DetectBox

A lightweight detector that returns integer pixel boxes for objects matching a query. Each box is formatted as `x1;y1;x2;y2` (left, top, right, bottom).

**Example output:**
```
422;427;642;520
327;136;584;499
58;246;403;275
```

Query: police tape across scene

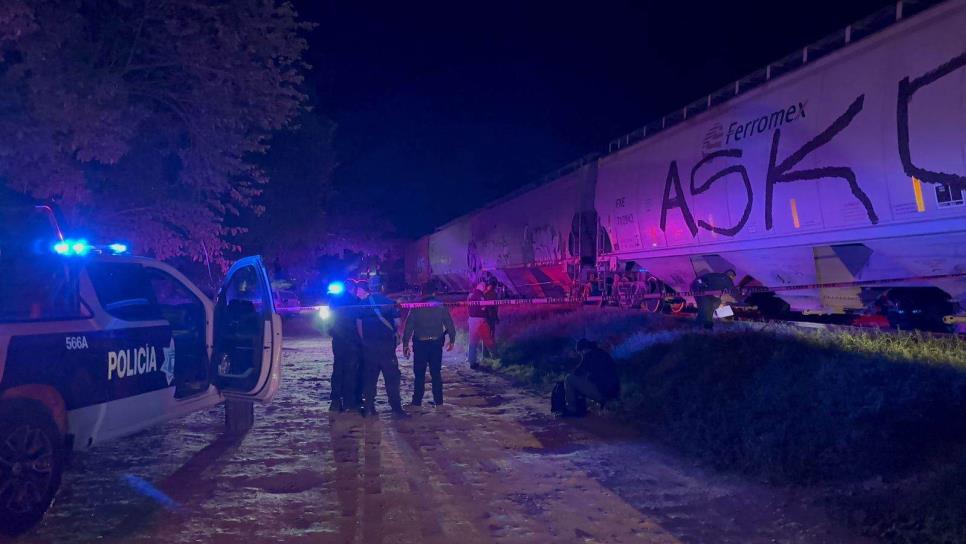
309;270;966;315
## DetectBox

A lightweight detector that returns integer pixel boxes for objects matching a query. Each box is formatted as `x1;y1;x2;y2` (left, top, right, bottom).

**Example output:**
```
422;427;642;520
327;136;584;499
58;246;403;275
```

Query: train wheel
642;297;663;313
639;276;662;313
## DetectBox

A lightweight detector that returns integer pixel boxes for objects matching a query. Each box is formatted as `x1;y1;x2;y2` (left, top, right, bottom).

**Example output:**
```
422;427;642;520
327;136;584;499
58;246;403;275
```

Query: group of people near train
326;277;497;418
325;275;618;418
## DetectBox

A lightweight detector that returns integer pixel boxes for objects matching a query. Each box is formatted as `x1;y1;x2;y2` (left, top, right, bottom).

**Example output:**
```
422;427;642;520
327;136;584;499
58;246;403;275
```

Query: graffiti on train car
765;94;877;230
652;52;965;239
660;94;875;237
523;224;562;263
897;51;966;193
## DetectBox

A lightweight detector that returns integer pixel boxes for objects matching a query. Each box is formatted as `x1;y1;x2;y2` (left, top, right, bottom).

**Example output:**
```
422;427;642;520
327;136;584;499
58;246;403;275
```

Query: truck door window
0;255;85;322
215;265;265;384
146;268;208;395
86;262;162;321
146;269;206;331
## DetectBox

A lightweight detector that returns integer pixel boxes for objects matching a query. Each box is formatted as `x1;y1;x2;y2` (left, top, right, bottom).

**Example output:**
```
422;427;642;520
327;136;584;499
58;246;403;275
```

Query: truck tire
224;399;254;436
0;400;65;536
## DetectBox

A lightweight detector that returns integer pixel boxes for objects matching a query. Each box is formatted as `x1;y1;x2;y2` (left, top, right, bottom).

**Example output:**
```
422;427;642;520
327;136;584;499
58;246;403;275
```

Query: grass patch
482;307;966;542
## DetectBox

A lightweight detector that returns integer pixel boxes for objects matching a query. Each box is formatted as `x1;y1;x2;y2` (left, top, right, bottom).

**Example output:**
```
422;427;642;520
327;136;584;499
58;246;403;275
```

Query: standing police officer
402;282;456;407
355;280;407;417
328;280;362;412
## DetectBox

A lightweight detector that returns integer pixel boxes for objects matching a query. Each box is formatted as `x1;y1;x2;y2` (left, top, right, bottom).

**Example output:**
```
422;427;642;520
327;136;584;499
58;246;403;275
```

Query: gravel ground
13;334;869;543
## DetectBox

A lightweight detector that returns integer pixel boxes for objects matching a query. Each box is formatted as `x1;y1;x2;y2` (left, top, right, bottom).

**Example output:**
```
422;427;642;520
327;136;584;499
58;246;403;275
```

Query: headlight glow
327;281;346;296
318;305;332;320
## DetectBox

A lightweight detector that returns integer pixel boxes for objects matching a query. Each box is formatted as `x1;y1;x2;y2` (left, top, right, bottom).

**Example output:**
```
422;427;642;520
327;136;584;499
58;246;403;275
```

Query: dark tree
0;0;312;265
242;109;337;282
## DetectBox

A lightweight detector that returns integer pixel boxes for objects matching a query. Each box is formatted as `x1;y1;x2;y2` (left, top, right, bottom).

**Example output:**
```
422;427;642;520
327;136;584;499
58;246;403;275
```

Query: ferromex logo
725;101;807;144
107;339;176;384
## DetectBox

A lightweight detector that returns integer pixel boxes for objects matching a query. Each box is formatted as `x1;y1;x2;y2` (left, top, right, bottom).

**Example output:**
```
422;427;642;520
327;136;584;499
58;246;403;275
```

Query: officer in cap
354;279;407;417
402;281;456;406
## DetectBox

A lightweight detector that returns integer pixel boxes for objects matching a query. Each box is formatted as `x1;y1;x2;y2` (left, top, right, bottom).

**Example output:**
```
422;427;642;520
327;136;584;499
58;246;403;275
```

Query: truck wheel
0;400;64;536
224;399;254;436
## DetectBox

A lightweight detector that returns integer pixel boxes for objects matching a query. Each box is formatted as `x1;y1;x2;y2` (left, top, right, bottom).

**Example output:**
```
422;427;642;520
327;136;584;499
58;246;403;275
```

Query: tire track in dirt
16;335;870;543
385;363;679;543
380;420;492;543
432;354;871;544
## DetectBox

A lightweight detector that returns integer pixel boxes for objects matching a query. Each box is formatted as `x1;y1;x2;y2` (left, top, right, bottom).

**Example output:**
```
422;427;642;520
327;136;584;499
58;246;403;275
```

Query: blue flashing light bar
327;281;346;296
53;239;92;256
108;243;129;254
71;241;90;256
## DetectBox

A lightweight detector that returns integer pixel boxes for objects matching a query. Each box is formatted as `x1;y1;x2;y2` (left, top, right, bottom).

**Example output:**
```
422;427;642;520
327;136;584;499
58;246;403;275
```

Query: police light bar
52;239;129;256
327;281;346;296
52;239;92;256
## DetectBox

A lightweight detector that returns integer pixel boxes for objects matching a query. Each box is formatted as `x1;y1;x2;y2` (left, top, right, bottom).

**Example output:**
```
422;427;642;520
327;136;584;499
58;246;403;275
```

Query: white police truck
0;203;282;534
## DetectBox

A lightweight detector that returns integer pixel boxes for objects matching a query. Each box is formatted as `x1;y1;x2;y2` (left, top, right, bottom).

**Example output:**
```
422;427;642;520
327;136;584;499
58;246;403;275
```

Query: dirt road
18;335;866;543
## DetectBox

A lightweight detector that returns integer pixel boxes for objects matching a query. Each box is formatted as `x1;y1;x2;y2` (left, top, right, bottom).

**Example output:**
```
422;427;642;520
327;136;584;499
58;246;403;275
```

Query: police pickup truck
0;203;282;534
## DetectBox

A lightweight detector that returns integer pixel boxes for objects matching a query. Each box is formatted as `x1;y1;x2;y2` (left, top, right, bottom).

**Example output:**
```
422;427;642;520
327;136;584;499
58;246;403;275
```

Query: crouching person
562;339;620;417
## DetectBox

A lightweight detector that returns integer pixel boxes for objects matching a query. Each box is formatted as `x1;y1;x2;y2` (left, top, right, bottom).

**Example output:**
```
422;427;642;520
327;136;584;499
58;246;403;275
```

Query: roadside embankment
479;306;966;543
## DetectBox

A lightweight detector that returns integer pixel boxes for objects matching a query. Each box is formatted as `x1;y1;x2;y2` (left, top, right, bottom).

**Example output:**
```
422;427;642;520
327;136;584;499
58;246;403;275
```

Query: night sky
295;0;893;239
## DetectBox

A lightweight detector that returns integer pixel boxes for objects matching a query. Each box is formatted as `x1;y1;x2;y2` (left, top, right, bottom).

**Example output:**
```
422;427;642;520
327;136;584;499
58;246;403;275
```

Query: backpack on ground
550;381;566;413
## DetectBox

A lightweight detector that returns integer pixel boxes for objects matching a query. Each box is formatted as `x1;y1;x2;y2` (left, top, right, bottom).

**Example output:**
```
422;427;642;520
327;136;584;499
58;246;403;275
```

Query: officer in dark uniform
328;280;362;412
355;280;407;417
402;281;456;406
691;269;737;330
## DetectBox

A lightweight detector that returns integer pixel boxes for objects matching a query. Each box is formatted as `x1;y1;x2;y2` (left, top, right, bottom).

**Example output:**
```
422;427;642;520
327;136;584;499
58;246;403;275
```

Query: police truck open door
212;256;282;402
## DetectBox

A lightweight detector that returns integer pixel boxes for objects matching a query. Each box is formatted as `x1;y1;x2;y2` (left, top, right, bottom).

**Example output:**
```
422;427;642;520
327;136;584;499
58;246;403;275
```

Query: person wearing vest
355;280;407;417
402;282;456;406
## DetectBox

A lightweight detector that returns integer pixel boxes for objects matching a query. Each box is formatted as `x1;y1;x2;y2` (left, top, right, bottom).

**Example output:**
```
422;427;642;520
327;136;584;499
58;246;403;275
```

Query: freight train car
407;160;598;297
408;0;966;329
596;0;966;328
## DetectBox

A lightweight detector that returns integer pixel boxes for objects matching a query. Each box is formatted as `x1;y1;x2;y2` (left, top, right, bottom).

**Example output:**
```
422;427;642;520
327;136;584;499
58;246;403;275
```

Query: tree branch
125;0;152;69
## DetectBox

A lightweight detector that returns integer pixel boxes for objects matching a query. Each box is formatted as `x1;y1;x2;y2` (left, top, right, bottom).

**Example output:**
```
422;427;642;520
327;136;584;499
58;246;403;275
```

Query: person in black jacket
691;269;737;330
355;280;407;418
328;281;362;412
563;339;620;417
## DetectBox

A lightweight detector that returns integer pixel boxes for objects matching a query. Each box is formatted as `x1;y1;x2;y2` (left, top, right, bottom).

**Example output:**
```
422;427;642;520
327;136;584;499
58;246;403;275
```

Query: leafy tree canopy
0;0;312;265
